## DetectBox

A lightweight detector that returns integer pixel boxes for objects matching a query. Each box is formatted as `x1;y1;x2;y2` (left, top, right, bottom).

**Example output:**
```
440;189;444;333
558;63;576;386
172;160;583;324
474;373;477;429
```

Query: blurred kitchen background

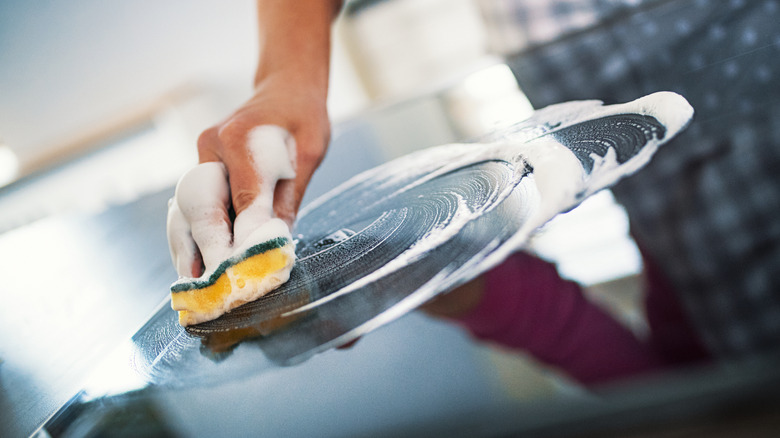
0;0;641;282
1;1;649;436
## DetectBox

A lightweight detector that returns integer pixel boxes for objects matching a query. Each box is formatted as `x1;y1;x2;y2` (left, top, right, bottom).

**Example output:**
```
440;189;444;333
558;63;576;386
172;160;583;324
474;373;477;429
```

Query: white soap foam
174;162;233;272
287;92;693;315
168;125;297;284
233;125;296;246
284;139;574;315
167;198;196;277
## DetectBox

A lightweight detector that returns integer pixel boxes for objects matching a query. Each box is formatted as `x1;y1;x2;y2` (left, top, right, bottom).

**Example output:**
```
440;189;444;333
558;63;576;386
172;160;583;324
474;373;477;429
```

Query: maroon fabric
454;252;708;385
642;250;712;365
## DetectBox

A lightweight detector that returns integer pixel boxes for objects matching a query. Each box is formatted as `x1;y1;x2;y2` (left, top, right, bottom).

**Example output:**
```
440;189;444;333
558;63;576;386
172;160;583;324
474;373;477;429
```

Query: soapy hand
167;76;330;278
168;0;338;278
198;76;330;227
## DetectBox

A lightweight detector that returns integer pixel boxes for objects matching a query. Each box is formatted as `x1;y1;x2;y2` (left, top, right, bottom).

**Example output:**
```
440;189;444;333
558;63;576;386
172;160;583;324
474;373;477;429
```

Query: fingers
271;152;320;227
196;127;221;164
172;124;287;278
185;115;326;271
272;125;328;228
173;162;233;273
167;198;199;277
272;179;297;228
232;125;297;244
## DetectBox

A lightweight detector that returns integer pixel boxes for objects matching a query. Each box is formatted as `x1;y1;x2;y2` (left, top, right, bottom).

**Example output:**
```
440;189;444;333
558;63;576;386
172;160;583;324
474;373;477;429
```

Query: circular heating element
130;92;693;383
188;156;538;363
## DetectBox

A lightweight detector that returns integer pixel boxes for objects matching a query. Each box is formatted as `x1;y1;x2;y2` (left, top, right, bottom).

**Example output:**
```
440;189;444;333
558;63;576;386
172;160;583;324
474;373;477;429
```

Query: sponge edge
170;238;296;326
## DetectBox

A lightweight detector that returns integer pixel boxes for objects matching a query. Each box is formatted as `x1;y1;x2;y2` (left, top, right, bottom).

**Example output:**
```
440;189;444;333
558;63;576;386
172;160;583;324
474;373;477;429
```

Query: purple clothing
455;252;709;385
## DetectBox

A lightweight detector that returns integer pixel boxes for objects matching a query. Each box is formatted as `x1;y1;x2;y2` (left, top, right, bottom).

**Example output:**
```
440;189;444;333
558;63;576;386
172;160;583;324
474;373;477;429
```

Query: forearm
254;0;343;93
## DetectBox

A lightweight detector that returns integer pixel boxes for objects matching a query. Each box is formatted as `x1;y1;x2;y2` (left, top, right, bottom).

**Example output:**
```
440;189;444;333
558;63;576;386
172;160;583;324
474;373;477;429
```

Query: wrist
253;0;337;90
253;64;329;96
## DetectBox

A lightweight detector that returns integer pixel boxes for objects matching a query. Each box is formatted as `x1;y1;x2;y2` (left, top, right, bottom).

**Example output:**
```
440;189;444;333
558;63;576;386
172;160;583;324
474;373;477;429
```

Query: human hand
198;74;331;228
167;74;330;278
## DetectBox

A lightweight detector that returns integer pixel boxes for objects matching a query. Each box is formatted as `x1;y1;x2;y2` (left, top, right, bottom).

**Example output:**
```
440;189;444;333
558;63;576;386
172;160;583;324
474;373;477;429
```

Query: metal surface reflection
125;93;691;387
128;159;534;385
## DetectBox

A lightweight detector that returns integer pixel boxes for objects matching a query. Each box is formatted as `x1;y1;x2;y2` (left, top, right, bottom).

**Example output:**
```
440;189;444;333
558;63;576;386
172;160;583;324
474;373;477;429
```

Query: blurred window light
444;63;534;138
460;63;520;98
343;0;489;100
530;190;643;285
0;142;19;187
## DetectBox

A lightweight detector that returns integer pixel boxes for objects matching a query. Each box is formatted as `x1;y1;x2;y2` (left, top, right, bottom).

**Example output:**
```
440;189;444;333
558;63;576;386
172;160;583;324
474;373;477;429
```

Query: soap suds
167;125;298;324
171;162;233;274
287;92;693;315
233;126;296;245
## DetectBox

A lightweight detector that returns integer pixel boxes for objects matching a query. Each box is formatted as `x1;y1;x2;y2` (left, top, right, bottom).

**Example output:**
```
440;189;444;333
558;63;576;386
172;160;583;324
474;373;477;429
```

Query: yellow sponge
171;237;295;326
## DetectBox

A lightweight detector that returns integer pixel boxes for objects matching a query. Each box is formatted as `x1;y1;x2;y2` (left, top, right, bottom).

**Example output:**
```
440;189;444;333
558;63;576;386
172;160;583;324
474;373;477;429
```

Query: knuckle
197;127;222;160
197;127;218;149
217;118;252;146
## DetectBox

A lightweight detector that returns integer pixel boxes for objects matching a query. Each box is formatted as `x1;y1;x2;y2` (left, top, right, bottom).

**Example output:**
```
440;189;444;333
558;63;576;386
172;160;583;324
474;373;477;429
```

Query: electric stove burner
129;92;693;386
